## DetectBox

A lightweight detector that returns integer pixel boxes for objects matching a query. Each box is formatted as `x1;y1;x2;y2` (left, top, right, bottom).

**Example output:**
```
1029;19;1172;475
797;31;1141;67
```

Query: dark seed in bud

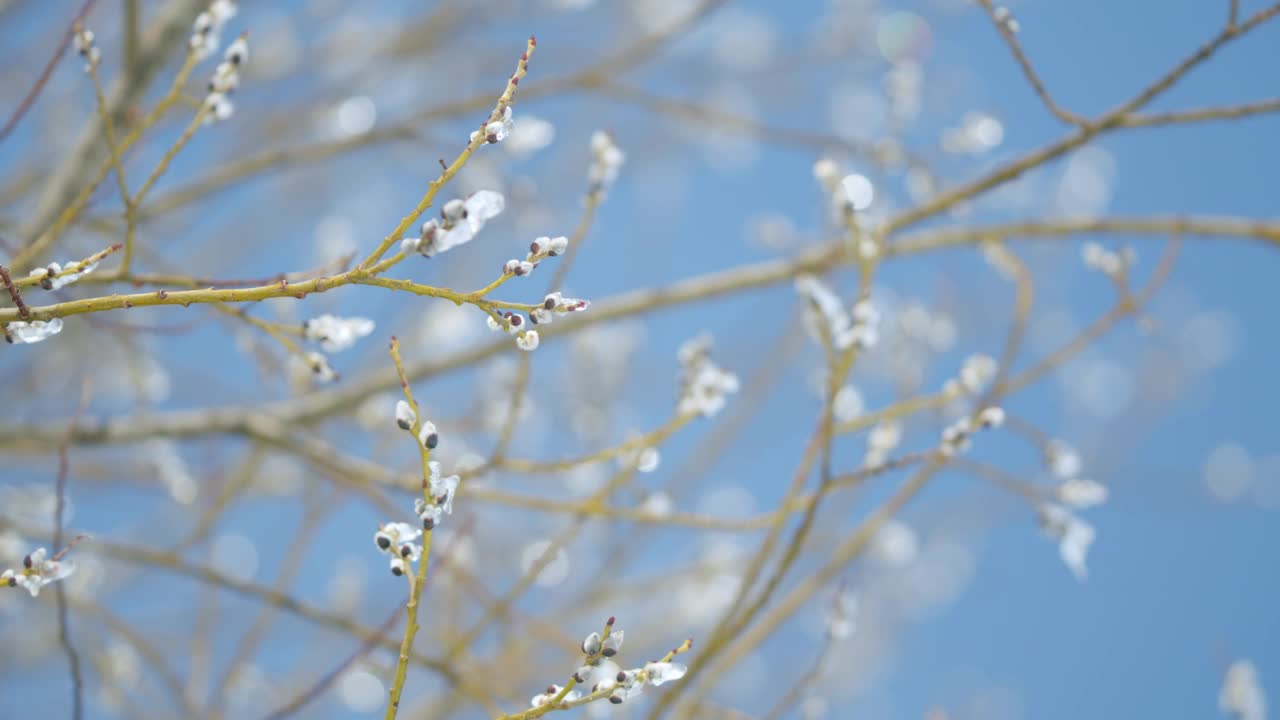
422;517;435;530
573;672;585;683
397;418;411;430
546;685;557;695
607;616;616;626
530;241;541;254
544;297;556;310
602;648;616;658
6;576;14;587
609;696;623;705
616;671;626;682
376;535;391;550
424;433;439;450
40;278;52;290
391;565;404;576
400;545;413;558
23;555;33;569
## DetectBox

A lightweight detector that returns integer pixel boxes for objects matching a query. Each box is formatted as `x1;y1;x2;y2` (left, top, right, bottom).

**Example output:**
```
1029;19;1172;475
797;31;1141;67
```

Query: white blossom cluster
795;275;880;351
619;444;661;473
2;547;76;597
5;318;64;345
1046;439;1083;480
812;159;880;257
189;0;238;60
72;27;100;71
298;351;338;383
372;522;422;577
394;399;417;431
865;419;903;468
471;106;514;145
393;399;440;451
942;353;999;399
502;234;569;278
28;258;99;291
832;385;865;423
588;131;625;198
414;462;459;529
389;400;460;530
1082;242;1136;279
532;291;589;326
941;111;1005;156
993;5;1021;34
1036;504;1095;582
484;235;592;352
402;190;506;258
676;334;740;418
1034;439;1108;581
486;310;542;352
1220;659;1268;720
527;621;687;709
813;158;875;213
204;34;248;124
504;115;555;157
938;406;1005;456
824;587;858;639
302;314;375;352
1056;476;1109;509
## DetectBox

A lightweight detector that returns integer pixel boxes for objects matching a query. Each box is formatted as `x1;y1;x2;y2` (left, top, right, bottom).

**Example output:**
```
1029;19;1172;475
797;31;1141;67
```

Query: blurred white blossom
1038;504;1095;581
303;314;374;352
1220;659;1267;720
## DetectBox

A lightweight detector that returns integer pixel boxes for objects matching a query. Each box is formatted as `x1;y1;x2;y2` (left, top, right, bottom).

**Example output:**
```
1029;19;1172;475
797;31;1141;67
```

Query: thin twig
975;0;1087;125
259;598;404;720
53;380;92;720
0;264;30;319
358;37;537;270
0;0;101;144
